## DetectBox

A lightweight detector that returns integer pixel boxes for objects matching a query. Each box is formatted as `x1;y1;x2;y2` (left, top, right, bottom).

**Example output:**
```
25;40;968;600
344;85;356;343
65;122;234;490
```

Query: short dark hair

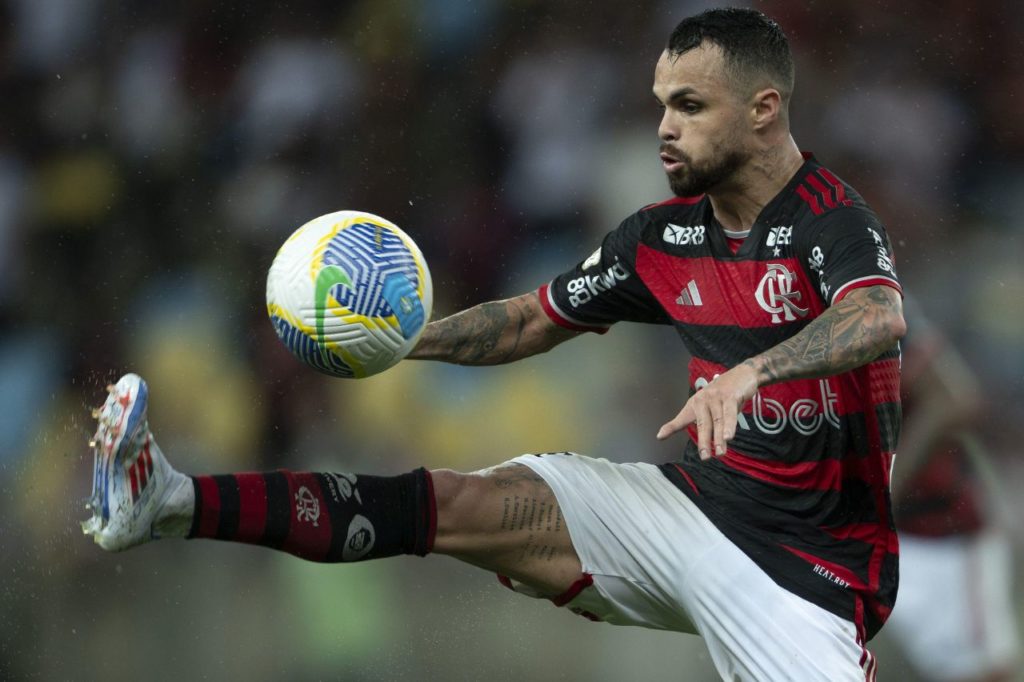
667;8;794;101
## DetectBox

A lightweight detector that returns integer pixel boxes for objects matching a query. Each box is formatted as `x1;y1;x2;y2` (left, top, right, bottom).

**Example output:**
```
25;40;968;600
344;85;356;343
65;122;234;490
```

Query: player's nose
658;110;679;142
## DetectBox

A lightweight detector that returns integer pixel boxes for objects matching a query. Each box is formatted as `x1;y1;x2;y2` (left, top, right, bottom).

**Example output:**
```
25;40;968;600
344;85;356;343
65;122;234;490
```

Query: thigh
431;462;583;596
501;453;708;632
684;537;874;682
498;452;873;680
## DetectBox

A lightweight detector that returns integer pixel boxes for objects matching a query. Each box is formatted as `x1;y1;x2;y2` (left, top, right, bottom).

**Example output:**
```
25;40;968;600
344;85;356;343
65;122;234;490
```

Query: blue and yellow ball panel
318;221;426;339
269;307;356;378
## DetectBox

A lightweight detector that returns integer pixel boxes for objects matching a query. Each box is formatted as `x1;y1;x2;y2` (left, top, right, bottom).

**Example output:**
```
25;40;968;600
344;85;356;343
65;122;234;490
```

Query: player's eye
681;101;701;114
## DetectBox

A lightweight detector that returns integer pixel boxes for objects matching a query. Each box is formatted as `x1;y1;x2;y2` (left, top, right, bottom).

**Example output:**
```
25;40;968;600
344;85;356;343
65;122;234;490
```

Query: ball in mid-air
266;210;432;378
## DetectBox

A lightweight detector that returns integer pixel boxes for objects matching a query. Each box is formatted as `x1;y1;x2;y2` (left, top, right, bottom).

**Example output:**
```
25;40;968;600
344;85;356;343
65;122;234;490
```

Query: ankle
153;473;194;538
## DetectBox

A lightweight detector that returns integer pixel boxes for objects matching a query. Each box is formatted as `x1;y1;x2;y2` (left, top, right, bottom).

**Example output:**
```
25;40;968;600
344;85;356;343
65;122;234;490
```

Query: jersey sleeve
538;214;670;332
799;207;902;306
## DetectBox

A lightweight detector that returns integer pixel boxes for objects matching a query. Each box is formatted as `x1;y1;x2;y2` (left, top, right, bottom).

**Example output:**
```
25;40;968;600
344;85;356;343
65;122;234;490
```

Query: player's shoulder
621;194;709;243
789;159;878;226
781;159;889;251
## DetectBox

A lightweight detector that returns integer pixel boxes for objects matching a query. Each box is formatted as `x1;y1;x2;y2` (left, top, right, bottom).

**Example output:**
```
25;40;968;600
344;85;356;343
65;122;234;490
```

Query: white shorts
885;531;1021;681
504;453;877;682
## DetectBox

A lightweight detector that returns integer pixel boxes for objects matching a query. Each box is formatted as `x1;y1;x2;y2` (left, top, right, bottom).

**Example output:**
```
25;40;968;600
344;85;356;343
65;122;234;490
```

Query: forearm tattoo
751;286;902;384
411;298;532;365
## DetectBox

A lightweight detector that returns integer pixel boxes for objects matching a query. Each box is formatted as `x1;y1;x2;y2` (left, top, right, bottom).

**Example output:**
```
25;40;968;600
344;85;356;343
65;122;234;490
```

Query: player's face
653;45;752;197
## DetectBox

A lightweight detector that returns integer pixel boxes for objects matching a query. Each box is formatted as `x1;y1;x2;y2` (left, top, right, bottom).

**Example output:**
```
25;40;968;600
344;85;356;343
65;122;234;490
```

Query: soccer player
883;300;1021;681
82;9;905;680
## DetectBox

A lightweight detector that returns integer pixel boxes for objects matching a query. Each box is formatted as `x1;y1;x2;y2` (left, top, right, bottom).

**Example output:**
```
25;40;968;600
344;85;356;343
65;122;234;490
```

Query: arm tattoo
445;300;517;364
409;293;577;365
752;286;904;385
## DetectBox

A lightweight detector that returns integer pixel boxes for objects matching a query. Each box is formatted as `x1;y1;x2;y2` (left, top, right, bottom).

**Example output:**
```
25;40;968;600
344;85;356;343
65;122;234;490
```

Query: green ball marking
314;264;354;363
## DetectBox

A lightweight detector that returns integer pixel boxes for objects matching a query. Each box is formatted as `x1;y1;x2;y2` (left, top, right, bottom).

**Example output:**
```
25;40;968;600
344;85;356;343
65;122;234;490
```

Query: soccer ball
266;210;433;378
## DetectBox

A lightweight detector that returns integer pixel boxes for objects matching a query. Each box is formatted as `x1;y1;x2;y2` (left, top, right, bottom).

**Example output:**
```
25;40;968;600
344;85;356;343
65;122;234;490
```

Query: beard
664;144;748;197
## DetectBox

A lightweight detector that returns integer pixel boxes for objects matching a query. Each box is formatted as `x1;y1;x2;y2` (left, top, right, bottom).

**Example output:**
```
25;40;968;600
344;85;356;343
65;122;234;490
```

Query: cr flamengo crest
755;263;808;324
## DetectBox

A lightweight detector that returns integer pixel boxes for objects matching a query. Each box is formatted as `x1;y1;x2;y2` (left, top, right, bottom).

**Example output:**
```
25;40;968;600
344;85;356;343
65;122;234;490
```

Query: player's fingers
710;399;727;457
695;401;713;460
656;402;695;440
720;399;739;455
716;395;741;454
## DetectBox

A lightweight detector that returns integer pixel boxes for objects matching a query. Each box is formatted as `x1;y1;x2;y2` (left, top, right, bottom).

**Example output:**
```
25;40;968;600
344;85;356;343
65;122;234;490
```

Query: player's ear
751;88;783;130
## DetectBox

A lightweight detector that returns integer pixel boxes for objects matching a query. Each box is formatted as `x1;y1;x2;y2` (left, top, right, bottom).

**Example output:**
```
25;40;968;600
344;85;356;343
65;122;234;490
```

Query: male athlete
82;9;905;681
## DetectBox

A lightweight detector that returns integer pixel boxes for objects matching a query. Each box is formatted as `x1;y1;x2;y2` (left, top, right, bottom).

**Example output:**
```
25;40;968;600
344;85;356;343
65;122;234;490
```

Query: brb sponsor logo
695;375;840;436
755;263;809;324
663;223;705;246
566;260;630;308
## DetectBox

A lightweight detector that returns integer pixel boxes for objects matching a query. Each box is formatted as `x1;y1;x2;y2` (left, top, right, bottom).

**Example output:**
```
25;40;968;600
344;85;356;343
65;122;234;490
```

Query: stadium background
1;0;1021;679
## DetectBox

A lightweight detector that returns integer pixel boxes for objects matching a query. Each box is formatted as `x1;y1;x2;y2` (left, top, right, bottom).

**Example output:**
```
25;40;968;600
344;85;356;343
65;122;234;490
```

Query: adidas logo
676;279;703;306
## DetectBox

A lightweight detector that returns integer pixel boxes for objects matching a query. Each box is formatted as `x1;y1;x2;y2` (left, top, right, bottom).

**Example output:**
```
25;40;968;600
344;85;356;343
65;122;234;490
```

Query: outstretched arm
409;291;581;365
657;285;906;457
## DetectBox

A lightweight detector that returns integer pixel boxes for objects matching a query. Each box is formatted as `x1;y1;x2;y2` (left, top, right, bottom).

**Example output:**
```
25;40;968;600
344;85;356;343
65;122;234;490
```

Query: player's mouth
660;151;684;173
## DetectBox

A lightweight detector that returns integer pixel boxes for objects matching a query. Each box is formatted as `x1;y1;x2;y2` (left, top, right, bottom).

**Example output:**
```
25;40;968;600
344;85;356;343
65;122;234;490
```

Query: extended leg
84;374;583;598
185;464;583;595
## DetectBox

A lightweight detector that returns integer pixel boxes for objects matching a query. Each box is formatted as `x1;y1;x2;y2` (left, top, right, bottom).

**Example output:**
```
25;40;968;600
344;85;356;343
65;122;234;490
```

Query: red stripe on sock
281;473;333;560
234;473;268;543
196;476;221;538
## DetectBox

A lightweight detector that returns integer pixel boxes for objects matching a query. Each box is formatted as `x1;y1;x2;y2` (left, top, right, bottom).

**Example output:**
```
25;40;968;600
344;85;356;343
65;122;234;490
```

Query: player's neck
707;137;805;232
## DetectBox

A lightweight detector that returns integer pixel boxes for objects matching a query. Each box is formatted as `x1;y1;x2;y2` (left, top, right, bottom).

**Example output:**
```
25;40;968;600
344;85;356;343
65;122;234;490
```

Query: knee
431;468;468;508
431;469;477;522
429;468;493;547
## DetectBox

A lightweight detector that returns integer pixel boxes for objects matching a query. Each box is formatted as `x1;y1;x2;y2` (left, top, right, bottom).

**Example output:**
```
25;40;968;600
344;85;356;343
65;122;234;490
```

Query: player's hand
656;362;760;460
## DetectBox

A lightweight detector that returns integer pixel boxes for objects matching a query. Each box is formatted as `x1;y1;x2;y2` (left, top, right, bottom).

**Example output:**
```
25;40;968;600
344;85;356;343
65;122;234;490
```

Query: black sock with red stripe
186;469;436;561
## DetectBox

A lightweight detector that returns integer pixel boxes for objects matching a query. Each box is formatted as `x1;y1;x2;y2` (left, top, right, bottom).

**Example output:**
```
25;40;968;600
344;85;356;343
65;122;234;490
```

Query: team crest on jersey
755;263;809;324
582;248;602;270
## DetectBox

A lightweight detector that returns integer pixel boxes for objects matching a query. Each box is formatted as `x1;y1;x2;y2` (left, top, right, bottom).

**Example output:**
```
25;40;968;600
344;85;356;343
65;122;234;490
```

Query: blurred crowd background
1;0;1022;680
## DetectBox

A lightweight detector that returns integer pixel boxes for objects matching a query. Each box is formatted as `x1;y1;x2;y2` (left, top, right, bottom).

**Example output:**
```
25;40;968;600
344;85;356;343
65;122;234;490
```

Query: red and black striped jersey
539;156;902;641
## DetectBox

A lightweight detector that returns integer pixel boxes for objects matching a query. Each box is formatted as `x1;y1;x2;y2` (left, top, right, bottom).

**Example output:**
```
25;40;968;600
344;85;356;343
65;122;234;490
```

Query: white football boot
82;373;190;550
